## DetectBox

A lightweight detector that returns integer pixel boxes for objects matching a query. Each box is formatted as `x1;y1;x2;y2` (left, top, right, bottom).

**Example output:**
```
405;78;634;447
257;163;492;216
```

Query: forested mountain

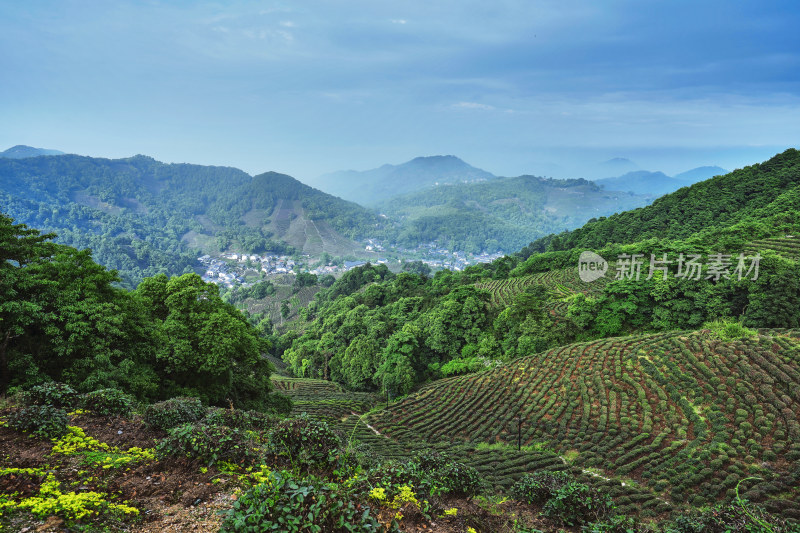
521;148;800;256
310;155;496;205
0;154;381;286
0;145;65;158
376;174;651;253
5;149;800;529
271;148;800;523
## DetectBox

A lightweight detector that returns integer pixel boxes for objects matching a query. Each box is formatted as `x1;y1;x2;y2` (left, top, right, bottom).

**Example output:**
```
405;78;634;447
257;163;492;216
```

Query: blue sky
2;0;799;181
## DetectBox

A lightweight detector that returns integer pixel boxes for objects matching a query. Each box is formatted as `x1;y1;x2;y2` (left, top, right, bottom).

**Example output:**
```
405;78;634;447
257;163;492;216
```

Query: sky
2;0;800;182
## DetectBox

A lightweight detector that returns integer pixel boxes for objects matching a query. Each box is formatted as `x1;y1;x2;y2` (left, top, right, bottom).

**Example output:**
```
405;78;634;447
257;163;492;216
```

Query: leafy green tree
334;334;381;390
1;214;158;397
376;324;422;395
135;273;277;410
402;260;432;277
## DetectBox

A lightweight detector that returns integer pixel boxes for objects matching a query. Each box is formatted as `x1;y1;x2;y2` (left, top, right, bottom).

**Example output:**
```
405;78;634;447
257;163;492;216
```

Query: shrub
143;397;206;431
264;391;294;415
434;462;484;497
220;470;385;532
511;470;572;504
703;319;757;341
156;423;261;466
670;501;791;532
267;414;342;470
410;449;449;471
203;406;278;432
7;405;69;439
82;389;135;417
584;515;639;532
22;382;80;409
541;482;613;526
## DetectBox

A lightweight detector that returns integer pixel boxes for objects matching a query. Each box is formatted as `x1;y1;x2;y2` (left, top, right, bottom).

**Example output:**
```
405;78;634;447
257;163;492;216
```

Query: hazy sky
2;0;799;181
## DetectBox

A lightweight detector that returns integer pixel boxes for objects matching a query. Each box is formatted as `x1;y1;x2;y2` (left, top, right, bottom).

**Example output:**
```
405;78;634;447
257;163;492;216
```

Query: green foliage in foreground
220;470;388;533
6;405;69;439
0;213;288;412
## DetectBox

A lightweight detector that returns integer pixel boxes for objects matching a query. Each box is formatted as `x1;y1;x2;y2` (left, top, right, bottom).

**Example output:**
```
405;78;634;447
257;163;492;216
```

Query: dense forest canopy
276;149;800;395
0;212;287;411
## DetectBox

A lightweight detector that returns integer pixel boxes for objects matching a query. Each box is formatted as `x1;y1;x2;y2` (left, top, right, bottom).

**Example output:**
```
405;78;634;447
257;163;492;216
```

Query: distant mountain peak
673;166;728;183
0;145;65;159
309;155;496;205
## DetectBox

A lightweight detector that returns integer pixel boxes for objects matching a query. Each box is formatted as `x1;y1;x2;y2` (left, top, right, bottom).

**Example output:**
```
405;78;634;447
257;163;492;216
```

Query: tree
1;214;158;397
376;324;422;395
402;260;432;277
135;273;278;410
0;214;57;392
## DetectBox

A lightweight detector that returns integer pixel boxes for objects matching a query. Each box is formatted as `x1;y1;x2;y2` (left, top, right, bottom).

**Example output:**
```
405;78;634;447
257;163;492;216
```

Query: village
198;244;507;288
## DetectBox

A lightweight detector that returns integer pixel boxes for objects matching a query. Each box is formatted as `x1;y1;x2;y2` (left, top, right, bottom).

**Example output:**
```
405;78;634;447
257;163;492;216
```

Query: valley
2;148;800;532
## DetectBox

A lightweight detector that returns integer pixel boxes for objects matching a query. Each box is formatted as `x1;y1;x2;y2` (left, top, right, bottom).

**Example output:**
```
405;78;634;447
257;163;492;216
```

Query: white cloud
452;101;495;111
390;19;407;25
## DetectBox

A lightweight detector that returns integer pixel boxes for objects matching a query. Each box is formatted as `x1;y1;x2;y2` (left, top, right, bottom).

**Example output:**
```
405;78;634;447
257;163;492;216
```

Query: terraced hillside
272;376;677;518
476;267;609;308
368;330;800;519
266;199;366;257
747;236;800;260
242;282;321;328
272;377;378;420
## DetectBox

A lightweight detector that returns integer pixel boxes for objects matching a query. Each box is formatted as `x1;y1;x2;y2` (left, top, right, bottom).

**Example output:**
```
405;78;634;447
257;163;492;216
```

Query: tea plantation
367;330;800;520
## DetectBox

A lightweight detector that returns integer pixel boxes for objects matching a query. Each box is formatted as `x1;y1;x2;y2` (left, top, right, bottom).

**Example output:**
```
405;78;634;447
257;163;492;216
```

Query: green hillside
521;148;800;256
367;330;800;517
0;155;382;286
378;175;651;253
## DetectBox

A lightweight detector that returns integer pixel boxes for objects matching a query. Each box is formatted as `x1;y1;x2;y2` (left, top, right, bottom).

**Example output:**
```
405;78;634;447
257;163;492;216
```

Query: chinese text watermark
579;252;760;283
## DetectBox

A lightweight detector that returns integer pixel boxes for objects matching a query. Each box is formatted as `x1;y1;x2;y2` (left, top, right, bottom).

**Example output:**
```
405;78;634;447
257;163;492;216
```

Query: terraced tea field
747;236;800;260
272;377;378;421
368;330;800;519
476;267;608;308
272;375;677;518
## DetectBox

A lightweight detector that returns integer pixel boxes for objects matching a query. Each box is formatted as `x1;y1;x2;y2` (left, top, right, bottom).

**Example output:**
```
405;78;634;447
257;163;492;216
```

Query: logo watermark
578;251;609;282
578;252;761;283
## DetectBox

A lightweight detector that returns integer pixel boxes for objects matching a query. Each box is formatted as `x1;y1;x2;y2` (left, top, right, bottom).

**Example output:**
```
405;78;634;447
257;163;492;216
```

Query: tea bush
82;388;134;417
156;423;261;466
143;397;206;431
6;405;69;439
404;451;483;497
670;501;793;532
541;481;613;526
511;470;572;504
21;382;80;410
203;406;278;432
267;414;343;470
219;470;388;533
436;461;484;497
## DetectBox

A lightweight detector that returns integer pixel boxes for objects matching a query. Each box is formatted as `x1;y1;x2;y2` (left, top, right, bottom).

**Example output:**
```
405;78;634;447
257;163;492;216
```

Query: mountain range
0;145;732;284
0;145;65;158
375;175;651;253
0;153;379;286
308;155;497;206
592;166;727;196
